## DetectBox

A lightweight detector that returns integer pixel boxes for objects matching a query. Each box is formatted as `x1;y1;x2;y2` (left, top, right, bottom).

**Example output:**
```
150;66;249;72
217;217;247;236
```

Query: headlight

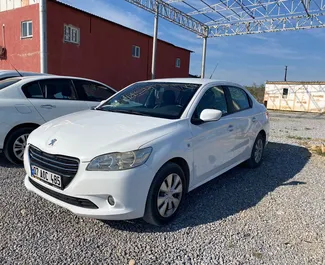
86;147;152;171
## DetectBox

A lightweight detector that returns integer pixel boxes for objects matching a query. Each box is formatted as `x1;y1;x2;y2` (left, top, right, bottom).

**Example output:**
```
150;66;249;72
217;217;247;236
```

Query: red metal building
0;0;191;90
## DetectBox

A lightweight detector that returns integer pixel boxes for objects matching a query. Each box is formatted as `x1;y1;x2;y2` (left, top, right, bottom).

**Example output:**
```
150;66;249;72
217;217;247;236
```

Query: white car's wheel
4;127;34;165
143;162;185;226
245;132;265;168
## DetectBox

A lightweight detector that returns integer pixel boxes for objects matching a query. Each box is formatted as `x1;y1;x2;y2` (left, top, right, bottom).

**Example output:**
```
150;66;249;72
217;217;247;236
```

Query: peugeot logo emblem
49;139;57;146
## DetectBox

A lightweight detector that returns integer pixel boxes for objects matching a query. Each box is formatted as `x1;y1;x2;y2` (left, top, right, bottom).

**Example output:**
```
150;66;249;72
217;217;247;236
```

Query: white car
23;78;270;226
0;75;116;164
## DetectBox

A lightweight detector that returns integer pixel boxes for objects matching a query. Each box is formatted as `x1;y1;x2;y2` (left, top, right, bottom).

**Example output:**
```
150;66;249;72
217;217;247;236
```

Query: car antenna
9;61;23;77
209;63;218;79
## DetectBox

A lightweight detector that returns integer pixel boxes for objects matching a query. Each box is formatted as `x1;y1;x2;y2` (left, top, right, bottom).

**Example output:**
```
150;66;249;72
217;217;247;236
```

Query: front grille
29;177;98;209
29;145;80;189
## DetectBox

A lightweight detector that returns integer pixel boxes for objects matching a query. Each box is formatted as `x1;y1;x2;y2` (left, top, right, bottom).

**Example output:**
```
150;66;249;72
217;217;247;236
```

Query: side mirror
200;109;222;122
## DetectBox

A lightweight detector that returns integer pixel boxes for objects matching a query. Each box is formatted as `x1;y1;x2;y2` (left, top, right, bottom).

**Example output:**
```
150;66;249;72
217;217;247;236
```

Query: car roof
140;77;244;87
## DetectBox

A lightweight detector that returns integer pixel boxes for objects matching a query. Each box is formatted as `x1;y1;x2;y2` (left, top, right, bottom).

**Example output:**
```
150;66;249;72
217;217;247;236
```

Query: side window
193;86;228;119
73;80;114;102
282;88;289;99
22;82;43;98
0;78;21;90
132;45;140;58
64;24;80;44
21;21;33;38
39;79;77;100
227;86;251;112
176;58;181;68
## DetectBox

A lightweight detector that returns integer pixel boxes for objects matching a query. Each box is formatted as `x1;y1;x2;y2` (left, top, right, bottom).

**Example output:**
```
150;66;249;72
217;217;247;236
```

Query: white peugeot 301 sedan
24;78;270;226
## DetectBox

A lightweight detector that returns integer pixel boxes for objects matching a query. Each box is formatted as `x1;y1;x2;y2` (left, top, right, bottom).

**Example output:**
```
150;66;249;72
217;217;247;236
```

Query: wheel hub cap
254;139;263;163
157;173;183;218
13;134;29;161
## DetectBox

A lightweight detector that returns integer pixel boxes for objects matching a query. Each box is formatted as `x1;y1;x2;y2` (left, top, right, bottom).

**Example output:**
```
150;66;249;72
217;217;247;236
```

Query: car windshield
0;77;21;90
97;82;201;119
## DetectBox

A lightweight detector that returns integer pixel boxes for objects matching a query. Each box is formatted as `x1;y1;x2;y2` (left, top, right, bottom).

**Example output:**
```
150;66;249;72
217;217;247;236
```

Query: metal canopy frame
124;0;325;78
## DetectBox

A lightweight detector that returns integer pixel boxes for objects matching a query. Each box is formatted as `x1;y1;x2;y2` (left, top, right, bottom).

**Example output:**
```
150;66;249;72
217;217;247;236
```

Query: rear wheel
4;127;34;165
143;162;185;226
245;133;265;168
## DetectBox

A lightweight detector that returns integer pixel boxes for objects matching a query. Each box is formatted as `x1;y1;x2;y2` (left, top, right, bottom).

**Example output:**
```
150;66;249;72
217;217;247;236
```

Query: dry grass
287;135;312;140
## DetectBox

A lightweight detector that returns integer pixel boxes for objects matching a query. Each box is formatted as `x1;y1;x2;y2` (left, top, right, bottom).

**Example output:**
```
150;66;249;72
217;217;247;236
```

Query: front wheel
4;127;34;165
143;162;185;226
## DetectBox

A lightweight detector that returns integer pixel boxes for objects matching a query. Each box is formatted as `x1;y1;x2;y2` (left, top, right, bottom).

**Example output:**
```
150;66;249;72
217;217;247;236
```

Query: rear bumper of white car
24;147;154;220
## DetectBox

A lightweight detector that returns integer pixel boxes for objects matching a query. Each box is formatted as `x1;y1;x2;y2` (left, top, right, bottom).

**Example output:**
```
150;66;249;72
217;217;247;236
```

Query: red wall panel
47;1;190;90
0;4;40;72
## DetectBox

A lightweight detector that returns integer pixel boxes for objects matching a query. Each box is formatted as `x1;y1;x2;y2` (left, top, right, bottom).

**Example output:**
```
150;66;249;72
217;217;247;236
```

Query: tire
245;133;265;168
4;127;35;165
143;162;186;226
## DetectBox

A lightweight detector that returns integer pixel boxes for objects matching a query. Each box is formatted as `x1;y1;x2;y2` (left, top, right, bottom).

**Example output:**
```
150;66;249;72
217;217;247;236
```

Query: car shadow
0;155;23;169
102;142;311;232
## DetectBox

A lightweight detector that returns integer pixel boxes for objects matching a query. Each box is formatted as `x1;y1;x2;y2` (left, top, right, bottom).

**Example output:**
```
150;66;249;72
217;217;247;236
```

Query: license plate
31;165;62;188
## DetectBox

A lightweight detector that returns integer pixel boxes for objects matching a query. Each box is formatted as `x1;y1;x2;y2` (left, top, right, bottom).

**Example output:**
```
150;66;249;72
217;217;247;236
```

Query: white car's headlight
86;147;152;171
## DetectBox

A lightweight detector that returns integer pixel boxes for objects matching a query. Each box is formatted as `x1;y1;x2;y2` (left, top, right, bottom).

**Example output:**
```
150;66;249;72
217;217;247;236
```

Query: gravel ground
1;110;325;265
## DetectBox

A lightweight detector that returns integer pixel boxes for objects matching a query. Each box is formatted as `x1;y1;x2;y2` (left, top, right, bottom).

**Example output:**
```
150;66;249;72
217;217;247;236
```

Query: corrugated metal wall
264;82;325;113
46;1;191;90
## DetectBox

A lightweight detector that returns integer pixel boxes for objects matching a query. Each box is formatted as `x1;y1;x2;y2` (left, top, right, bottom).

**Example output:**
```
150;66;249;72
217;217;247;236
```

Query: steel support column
151;1;159;79
201;37;207;78
39;0;47;73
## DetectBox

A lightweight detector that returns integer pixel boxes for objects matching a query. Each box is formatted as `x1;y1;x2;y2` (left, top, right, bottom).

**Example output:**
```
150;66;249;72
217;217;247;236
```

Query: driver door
190;86;236;184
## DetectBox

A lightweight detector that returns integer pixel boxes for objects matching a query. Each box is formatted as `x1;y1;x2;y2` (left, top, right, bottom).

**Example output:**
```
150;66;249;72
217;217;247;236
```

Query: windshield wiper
104;108;147;116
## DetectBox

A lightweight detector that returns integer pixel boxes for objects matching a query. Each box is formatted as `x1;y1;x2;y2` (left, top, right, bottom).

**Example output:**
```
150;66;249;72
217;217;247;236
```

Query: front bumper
24;150;155;220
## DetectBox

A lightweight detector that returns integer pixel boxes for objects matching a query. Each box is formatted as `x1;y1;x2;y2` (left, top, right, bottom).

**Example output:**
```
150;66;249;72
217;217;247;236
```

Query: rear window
0;78;21;90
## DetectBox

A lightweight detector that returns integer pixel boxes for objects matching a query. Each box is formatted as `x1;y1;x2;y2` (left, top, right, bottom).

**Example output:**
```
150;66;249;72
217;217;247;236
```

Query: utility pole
284;65;288;81
201;37;207;78
39;0;48;73
151;0;159;80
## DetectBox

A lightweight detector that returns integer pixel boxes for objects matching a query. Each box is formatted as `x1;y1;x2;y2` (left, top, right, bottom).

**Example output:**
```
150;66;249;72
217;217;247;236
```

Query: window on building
21;21;33;38
132;45;140;58
64;24;80;44
176;58;181;68
282;88;289;99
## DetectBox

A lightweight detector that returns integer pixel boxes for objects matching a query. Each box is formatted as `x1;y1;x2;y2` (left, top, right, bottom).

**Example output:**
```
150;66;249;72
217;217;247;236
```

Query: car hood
27;110;180;161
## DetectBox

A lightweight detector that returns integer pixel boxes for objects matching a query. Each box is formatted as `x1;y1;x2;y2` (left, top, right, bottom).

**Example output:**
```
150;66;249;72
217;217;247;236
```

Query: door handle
252;117;257;123
228;125;234;132
41;104;56;109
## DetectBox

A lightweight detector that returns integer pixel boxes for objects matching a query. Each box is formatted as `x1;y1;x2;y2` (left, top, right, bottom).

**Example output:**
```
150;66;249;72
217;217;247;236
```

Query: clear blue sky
61;0;325;86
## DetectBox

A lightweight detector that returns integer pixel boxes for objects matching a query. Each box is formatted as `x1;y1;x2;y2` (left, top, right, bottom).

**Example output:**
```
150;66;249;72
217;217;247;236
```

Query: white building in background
264;81;325;113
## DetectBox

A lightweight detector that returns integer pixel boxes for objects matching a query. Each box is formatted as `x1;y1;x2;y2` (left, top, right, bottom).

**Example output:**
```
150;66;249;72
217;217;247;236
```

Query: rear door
224;85;256;161
22;79;87;122
72;79;115;109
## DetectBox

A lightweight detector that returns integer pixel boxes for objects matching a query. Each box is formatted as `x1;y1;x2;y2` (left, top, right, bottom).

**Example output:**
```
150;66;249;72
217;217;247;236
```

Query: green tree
245;83;265;103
